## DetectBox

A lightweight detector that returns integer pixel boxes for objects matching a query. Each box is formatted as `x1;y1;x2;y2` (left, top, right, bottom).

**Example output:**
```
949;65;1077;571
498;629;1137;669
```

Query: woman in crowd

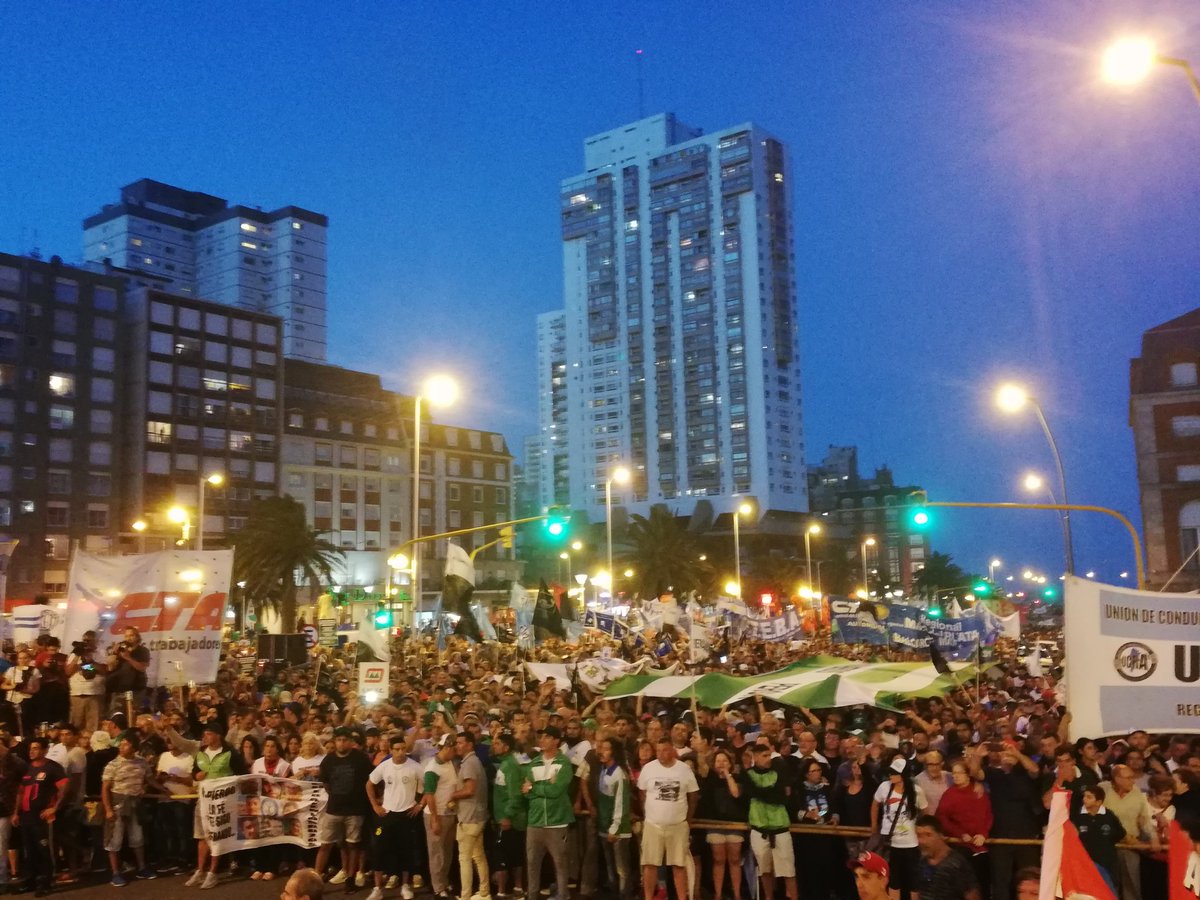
595;738;634;900
795;755;840;900
937;759;993;898
870;756;926;900
701;748;746;900
249;736;292;880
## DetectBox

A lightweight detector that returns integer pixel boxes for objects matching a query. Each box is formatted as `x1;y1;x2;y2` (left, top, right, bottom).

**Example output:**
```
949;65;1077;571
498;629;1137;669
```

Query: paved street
33;871;302;899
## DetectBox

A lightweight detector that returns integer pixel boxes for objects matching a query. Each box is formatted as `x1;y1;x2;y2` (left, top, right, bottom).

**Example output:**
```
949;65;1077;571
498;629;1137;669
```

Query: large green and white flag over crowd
603;655;976;712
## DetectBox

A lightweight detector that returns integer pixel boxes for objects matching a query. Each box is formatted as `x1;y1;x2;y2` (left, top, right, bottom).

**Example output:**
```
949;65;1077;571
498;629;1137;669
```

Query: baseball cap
890;757;908;774
333;726;353;738
849;851;889;879
202;721;224;735
539;725;563;740
436;733;453;749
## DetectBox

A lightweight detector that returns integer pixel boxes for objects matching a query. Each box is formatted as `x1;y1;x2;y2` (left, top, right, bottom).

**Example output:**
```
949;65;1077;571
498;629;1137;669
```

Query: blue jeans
0;817;10;883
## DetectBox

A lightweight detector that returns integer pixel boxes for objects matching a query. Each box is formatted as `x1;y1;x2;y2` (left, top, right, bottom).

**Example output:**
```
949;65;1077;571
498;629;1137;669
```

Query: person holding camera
66;631;106;735
105;628;150;712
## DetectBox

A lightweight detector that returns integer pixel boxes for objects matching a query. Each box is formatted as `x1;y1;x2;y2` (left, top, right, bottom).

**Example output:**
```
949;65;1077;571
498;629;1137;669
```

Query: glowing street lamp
1101;36;1200;104
988;558;1002;581
167;505;191;545
996;383;1075;574
1020;471;1072;575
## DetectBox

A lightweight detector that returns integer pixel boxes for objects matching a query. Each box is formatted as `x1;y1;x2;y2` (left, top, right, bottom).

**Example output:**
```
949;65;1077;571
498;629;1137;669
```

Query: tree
232;496;343;633
914;551;968;596
621;505;711;600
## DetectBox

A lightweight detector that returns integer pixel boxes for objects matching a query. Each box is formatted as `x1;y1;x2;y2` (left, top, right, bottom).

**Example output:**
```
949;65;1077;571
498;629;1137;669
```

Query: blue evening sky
2;2;1198;586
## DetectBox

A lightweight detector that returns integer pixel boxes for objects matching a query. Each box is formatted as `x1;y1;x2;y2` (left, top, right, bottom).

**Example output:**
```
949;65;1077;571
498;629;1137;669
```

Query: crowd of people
0;620;1194;900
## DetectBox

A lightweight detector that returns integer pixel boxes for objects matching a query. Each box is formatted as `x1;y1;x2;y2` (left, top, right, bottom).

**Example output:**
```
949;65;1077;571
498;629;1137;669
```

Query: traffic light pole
910;494;1145;589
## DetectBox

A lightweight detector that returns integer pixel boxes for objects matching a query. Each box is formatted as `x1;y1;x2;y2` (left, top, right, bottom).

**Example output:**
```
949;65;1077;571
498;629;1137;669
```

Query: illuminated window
570;194;588;206
48;373;74;397
131;238;143;247
292;222;302;230
241;241;257;250
240;223;258;233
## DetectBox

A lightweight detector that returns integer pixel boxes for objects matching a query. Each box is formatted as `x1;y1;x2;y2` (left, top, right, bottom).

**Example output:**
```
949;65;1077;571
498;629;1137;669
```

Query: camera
116;642;130;655
72;640;90;656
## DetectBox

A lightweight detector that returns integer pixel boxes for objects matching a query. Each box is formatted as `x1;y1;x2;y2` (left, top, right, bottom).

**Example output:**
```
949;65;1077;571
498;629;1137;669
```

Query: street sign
302;625;318;649
318;618;337;648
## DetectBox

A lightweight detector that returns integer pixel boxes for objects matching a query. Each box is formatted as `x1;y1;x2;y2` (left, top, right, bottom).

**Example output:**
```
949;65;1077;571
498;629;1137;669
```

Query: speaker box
256;633;308;666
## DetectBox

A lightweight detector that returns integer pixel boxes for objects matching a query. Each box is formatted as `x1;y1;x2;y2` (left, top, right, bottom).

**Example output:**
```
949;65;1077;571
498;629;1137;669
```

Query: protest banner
63;550;232;687
198;774;325;856
1063;576;1200;737
11;605;67;647
358;661;388;698
828;597;888;646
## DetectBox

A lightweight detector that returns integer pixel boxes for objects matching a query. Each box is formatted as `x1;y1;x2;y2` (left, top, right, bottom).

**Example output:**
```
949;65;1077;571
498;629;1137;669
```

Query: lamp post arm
1031;400;1075;575
1157;55;1200;105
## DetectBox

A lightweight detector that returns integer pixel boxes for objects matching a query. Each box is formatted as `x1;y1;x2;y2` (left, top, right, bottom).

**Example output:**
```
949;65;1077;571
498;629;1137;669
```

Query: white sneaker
471;894;493;900
200;872;219;890
330;871;350;885
367;889;384;900
400;885;414;899
386;877;400;889
356;872;368;888
184;870;204;888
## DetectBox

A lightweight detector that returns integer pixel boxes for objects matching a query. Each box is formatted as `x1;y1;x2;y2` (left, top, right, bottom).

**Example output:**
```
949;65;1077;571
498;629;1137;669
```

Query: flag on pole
443;544;483;643
533;579;566;640
1167;819;1200;899
513;582;535;648
432;596;448;652
1039;790;1117;900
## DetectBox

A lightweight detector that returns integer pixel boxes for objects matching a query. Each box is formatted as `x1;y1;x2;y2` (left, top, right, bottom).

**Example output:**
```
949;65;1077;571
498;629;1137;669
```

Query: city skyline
3;2;1199;582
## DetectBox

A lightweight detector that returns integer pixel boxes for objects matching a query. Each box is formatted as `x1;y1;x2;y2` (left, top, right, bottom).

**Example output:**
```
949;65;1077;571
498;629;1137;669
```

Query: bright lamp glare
1023;473;1044;492
1103;37;1157;85
611;466;631;485
423;374;459;408
996;383;1028;413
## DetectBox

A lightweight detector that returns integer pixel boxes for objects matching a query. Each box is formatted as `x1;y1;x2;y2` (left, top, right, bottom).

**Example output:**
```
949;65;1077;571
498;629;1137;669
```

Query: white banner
63;550;233;687
198;774;326;856
1064;576;1200;737
358;661;388;698
11;605;67;647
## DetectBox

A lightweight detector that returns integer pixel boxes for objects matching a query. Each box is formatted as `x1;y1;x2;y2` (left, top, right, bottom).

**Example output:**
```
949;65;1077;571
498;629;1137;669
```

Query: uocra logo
1113;642;1157;682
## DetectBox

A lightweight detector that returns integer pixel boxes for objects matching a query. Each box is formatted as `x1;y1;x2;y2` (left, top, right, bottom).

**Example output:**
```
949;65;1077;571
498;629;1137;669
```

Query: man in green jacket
490;732;527;899
521;726;574;900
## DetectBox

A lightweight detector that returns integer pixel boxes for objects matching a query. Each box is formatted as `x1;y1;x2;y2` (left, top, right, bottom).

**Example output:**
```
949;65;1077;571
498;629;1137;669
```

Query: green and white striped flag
603;655;975;712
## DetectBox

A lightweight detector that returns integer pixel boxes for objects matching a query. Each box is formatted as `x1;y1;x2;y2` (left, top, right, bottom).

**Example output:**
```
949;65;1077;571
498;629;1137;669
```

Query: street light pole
605;466;630;601
988;558;1001;582
410;393;423;618
804;523;821;591
996;384;1075;575
732;502;753;598
861;537;877;598
198;471;223;552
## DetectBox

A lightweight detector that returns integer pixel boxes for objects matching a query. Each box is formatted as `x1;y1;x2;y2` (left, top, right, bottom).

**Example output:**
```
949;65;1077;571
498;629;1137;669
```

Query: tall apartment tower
535;310;569;508
550;114;807;523
83;179;328;362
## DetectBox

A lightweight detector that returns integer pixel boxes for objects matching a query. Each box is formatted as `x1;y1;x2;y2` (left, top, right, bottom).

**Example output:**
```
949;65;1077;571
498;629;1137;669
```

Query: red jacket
937;784;994;853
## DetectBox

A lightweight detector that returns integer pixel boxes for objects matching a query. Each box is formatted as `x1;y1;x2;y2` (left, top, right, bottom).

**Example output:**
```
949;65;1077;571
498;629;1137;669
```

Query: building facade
0;253;125;599
83;179;328;362
548;113;807;525
123;288;285;548
1130;309;1200;589
281;360;518;601
807;446;930;594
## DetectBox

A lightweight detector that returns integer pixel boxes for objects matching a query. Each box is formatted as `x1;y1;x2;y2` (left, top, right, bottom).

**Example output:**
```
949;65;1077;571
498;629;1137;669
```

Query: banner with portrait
1063;576;1200;737
828;597;888;646
198;774;326;856
62;550;232;687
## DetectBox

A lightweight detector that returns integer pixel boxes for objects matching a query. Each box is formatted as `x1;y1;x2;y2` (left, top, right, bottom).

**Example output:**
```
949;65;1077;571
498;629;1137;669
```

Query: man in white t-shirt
366;734;423;900
636;739;698;900
65;631;106;735
156;745;196;871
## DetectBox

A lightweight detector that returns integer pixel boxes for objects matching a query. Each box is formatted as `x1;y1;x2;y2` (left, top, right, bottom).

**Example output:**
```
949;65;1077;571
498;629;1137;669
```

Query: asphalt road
24;871;323;899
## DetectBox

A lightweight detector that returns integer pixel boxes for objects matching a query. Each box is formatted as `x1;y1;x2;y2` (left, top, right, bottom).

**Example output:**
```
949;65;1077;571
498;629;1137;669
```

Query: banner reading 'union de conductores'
1064;576;1200;738
199;775;327;857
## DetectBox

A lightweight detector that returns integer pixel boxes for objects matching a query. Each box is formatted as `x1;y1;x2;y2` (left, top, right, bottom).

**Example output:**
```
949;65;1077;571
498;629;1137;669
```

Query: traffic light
499;525;515;549
926;603;944;620
1042;586;1058;602
909;507;931;529
373;603;393;628
543;506;570;540
972;580;992;597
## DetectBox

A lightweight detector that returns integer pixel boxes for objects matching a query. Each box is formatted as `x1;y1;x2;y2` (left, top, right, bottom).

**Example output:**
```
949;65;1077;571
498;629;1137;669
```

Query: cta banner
63;550;233;687
829;598;888;646
1064;576;1200;737
198;774;326;856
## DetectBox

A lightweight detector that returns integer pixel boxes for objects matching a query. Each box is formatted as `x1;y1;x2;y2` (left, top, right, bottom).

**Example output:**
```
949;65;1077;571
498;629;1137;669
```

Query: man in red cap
849;851;890;900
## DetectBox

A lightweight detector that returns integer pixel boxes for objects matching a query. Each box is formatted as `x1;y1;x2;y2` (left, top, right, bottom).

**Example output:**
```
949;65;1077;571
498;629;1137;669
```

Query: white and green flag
603;655;975;712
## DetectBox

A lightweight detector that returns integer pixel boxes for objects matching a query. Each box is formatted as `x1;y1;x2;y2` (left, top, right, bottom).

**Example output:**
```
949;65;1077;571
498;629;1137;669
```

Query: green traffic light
547;521;565;537
972;581;990;596
1042;587;1057;600
543;506;571;540
374;609;393;628
927;605;943;619
910;508;930;528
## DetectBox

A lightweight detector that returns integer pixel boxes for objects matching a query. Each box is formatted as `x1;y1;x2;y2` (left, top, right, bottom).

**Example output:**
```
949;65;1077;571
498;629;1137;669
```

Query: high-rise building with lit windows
546;113;807;526
83;179;327;362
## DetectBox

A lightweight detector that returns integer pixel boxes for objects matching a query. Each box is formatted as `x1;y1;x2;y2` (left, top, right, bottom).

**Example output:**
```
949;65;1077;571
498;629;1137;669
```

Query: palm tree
621;505;711;600
232;496;343;633
914;551;968;596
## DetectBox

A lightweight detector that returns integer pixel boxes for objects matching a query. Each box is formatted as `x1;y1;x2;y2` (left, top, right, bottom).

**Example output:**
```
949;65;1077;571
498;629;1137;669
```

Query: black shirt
319;750;373;816
18;758;66;815
983;766;1041;838
107;644;151;692
0;752;28;816
918;850;978;900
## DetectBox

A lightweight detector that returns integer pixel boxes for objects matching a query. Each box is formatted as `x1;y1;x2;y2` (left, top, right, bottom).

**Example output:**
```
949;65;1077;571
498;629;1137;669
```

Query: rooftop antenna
635;48;645;118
